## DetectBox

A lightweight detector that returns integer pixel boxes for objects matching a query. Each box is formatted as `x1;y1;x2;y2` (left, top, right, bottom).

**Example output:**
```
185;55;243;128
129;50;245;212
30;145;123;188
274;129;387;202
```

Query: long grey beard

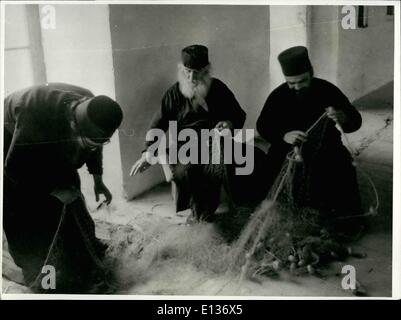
178;74;212;101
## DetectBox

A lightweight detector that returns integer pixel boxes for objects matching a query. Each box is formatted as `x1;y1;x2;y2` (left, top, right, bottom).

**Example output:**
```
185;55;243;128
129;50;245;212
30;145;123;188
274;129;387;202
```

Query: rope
333;121;380;219
284;113;379;219
236;113;329;285
73;198;107;271
237;165;293;284
306;112;329;135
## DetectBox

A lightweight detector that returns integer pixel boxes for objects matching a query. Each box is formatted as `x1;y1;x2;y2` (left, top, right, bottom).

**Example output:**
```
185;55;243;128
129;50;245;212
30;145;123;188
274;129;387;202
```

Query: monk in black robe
3;83;123;292
257;46;363;221
130;45;263;222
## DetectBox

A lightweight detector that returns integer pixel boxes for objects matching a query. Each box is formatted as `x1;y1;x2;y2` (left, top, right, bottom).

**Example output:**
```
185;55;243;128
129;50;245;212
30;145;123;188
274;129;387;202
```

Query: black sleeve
223;86;246;129
329;85;362;133
143;92;174;152
3;96;67;190
85;147;103;175
256;92;286;145
3;93;47;184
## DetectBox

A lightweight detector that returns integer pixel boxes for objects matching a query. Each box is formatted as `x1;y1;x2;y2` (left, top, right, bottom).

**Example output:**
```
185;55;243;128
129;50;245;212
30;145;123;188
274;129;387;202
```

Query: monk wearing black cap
3;83;123;292
130;44;247;222
257;46;363;225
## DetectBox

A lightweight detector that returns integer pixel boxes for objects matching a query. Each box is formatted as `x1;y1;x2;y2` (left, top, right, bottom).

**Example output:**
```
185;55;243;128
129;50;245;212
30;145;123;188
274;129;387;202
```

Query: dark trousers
171;163;222;219
170;144;271;218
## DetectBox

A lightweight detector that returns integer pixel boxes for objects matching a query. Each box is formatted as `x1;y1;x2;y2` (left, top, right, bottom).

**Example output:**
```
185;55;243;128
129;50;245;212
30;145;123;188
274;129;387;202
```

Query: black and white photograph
1;0;400;299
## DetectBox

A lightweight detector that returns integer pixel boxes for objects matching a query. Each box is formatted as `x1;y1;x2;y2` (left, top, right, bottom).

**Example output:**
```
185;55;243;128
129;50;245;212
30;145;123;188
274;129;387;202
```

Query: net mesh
225;115;377;281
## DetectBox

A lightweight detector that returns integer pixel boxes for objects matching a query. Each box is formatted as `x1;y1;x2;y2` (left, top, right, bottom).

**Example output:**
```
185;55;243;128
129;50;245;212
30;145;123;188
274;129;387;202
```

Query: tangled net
224;113;378;284
102;114;377;295
104;221;238;293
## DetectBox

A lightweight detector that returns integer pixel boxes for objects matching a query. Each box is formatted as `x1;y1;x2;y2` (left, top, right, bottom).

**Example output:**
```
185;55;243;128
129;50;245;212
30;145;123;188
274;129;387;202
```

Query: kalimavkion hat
278;46;313;76
74;95;123;141
181;44;209;71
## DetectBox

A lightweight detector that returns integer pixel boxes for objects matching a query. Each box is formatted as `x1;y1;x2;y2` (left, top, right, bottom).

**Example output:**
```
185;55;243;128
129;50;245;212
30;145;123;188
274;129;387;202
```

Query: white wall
269;6;309;90
4;5;46;95
337;6;394;102
39;4;123;202
40;4;115;98
309;5;340;85
309;5;394;102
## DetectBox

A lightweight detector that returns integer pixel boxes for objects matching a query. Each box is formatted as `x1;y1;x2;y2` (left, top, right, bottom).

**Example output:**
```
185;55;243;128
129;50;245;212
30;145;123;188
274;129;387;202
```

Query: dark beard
293;87;311;102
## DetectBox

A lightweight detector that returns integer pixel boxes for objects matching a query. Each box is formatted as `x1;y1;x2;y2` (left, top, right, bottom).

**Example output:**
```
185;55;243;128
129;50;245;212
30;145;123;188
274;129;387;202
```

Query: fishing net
104;221;237;292
224;113;378;282
100;114;378;294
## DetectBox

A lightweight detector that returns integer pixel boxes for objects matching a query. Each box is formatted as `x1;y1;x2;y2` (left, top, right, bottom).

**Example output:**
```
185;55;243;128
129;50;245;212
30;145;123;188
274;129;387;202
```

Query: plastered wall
109;5;270;199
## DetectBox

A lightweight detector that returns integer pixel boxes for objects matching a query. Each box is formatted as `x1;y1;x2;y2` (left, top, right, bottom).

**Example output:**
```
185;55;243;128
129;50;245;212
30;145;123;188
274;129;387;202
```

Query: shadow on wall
353;81;394;112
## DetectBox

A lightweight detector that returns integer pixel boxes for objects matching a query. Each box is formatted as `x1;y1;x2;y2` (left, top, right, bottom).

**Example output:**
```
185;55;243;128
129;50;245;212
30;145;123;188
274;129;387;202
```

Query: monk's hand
130;152;152;176
326;106;347;125
215;120;233;132
215;120;233;135
93;175;112;205
283;130;308;145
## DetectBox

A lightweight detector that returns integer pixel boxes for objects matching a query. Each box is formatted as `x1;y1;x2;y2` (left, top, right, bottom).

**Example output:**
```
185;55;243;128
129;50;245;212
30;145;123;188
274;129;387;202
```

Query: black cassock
256;78;363;218
3;83;108;292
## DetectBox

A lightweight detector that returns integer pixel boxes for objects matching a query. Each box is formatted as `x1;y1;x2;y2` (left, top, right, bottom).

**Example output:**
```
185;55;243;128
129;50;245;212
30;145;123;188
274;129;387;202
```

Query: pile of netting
227;201;353;281
103;221;238;293
224;112;378;284
101;114;378;294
